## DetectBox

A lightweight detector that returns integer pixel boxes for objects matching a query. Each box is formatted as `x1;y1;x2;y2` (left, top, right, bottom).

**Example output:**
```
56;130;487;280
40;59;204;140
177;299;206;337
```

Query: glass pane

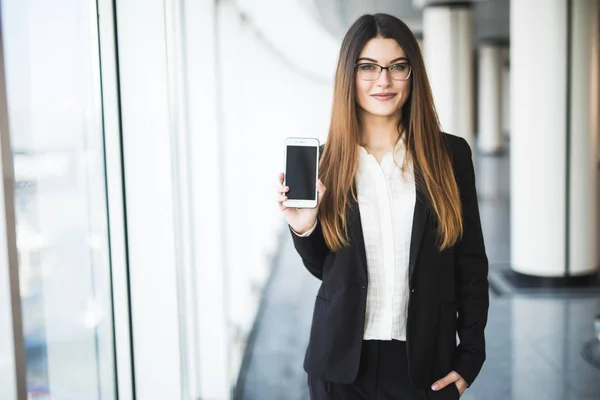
1;1;117;399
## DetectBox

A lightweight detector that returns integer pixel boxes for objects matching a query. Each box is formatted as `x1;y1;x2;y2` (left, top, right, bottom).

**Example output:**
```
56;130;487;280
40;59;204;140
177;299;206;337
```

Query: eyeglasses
355;62;412;81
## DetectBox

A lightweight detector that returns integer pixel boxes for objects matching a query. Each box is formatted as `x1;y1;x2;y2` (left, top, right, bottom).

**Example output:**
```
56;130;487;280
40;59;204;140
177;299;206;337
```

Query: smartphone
283;137;320;208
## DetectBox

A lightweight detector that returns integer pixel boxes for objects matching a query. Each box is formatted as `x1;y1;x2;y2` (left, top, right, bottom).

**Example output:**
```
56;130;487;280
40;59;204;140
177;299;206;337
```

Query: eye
358;64;377;71
390;63;409;71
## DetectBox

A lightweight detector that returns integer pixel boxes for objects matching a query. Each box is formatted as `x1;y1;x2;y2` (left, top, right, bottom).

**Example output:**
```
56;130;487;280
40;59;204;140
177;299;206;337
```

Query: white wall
115;0;337;397
218;0;336;388
115;0;184;398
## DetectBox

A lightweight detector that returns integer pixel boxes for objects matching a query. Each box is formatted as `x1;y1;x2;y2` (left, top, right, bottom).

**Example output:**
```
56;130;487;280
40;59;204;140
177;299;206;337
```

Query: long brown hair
319;13;463;252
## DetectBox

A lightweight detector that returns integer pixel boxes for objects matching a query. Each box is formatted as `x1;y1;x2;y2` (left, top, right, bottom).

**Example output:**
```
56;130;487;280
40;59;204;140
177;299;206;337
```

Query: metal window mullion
164;0;199;397
0;8;27;400
96;0;135;399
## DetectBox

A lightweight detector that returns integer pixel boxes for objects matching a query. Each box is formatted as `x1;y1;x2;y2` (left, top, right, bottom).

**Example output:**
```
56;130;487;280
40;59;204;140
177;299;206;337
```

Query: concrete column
477;41;505;154
415;31;423;50
569;0;599;276
501;46;510;139
422;2;475;149
510;0;599;278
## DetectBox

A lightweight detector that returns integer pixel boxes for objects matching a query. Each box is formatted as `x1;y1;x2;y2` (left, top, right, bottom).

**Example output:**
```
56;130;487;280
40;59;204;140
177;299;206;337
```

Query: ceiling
310;0;510;44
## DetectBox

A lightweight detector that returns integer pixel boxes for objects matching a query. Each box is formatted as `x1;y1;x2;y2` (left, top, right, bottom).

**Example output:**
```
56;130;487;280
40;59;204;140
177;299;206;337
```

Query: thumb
431;371;457;391
316;179;326;194
316;179;326;207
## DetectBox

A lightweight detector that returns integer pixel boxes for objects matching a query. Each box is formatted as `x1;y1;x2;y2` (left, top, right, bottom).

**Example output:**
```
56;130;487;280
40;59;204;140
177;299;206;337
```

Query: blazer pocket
316;295;331;304
312;296;331;324
450;381;460;399
307;296;332;366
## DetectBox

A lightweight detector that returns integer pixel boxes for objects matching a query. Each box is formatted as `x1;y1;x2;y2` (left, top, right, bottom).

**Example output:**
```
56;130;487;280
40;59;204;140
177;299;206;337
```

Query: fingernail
431;384;438;391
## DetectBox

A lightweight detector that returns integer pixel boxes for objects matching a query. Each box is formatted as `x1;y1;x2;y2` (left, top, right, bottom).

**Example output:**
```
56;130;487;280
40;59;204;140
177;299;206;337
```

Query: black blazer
289;133;489;389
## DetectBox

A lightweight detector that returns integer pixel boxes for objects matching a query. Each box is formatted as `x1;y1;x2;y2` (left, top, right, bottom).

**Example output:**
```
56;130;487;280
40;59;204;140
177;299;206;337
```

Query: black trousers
308;340;460;400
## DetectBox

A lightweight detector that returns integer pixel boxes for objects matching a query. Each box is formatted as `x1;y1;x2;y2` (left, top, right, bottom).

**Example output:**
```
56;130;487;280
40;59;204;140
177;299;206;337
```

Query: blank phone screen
285;145;317;200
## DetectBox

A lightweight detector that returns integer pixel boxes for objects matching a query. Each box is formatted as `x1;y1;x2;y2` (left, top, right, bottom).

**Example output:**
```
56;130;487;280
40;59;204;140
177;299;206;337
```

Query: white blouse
292;138;416;340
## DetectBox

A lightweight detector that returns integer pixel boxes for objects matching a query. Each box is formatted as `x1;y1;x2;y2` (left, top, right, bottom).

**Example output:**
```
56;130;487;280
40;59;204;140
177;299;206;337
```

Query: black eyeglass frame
354;62;413;81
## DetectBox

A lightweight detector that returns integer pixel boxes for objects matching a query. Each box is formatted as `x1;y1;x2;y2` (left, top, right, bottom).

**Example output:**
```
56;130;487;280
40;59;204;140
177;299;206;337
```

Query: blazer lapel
408;169;430;288
348;195;368;286
348;172;429;288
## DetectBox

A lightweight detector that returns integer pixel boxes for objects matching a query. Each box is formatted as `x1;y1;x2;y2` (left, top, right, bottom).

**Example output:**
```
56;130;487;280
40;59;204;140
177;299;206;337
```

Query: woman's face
355;37;411;119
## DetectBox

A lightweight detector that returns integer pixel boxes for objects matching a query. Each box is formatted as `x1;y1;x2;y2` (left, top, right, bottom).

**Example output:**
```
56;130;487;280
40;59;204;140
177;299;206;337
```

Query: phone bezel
282;137;320;209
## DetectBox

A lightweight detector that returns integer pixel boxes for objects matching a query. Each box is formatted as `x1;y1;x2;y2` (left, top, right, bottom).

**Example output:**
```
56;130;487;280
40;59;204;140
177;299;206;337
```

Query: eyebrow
357;57;409;64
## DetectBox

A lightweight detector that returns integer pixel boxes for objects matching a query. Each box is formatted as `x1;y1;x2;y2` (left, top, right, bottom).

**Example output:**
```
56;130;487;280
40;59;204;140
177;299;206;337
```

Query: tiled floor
237;150;600;400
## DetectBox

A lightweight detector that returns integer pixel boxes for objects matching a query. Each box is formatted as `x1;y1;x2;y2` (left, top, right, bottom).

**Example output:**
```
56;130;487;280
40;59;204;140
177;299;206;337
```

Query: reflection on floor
237;150;600;400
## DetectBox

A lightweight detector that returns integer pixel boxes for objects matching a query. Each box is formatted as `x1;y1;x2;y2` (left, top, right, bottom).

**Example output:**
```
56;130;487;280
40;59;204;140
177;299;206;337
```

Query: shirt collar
358;136;406;159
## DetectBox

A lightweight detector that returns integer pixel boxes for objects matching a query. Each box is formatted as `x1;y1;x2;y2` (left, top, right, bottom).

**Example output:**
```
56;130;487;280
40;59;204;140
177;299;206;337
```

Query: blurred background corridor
0;0;599;399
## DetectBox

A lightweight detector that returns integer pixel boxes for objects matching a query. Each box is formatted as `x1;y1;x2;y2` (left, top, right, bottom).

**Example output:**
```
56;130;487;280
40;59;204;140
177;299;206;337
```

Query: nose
376;68;392;86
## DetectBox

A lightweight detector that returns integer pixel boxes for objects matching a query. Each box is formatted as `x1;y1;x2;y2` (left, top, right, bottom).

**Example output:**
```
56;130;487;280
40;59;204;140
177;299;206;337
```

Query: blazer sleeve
288;218;330;280
288;142;329;280
451;137;490;387
290;219;318;237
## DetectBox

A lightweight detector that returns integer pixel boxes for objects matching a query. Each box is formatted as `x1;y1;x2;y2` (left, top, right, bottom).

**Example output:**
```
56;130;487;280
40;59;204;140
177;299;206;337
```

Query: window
1;1;116;398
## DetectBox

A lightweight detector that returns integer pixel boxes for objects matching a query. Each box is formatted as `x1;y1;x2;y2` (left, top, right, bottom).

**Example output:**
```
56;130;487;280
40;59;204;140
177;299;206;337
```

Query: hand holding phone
277;172;326;235
282;137;320;208
276;137;325;234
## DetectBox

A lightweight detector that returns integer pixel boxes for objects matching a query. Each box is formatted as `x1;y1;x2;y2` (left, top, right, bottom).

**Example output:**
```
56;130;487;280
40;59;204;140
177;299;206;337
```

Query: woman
276;13;488;400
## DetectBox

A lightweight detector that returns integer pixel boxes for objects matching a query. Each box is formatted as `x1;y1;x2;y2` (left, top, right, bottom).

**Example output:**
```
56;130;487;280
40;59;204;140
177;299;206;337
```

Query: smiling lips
371;93;397;101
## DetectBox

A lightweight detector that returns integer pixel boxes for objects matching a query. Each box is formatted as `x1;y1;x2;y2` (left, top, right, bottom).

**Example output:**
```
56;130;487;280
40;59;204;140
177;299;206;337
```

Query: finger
431;373;457;391
276;173;284;190
277;196;288;209
277;194;288;203
279;172;285;186
276;186;288;201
